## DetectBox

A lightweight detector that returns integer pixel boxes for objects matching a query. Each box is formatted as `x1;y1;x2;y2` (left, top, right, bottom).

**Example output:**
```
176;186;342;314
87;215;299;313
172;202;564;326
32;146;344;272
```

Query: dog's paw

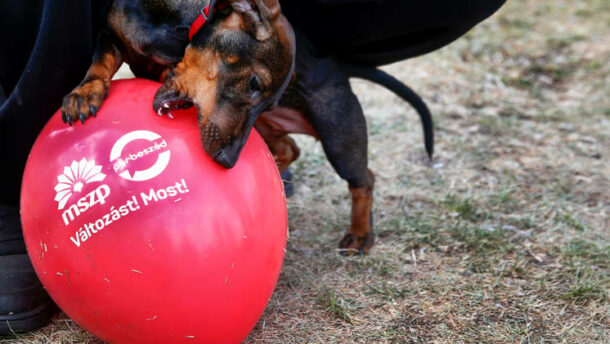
338;231;375;256
61;79;108;125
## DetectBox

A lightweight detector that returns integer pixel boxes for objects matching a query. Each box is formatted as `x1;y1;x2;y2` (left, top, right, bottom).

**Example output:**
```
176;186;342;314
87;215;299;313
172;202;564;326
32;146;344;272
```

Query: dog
253;31;433;255
61;0;296;168
61;0;433;255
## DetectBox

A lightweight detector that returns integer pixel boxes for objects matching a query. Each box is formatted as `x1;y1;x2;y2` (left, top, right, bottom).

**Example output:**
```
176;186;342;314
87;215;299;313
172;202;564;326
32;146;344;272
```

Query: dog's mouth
153;95;194;118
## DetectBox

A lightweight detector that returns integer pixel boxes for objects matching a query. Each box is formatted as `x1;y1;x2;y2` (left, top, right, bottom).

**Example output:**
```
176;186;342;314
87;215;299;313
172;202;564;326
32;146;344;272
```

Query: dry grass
3;0;609;342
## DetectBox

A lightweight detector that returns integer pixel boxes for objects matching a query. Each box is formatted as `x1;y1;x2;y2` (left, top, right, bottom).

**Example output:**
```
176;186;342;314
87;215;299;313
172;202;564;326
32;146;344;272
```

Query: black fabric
0;82;6;106
0;254;47;314
0;0;112;205
282;0;506;65
0;1;43;101
0;254;57;334
0;204;25;255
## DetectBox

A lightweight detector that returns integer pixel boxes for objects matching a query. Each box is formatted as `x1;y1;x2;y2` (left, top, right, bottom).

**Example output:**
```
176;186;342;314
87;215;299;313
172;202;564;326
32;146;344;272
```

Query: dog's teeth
157;108;164;116
163;103;170;108
167;112;175;119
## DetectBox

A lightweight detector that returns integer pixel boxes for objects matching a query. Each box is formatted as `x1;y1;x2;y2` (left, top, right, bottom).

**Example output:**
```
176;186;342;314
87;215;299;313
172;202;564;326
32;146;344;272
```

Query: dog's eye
248;75;262;96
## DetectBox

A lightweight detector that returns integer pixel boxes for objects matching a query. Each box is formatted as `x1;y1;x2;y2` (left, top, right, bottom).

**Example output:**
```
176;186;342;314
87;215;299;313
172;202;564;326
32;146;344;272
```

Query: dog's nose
214;149;238;169
213;137;246;169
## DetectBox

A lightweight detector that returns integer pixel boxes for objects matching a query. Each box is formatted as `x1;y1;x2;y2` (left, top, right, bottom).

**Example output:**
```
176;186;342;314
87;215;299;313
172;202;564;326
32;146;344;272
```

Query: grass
558;214;588;232
3;0;609;343
442;194;485;221
317;287;359;324
561;240;609;266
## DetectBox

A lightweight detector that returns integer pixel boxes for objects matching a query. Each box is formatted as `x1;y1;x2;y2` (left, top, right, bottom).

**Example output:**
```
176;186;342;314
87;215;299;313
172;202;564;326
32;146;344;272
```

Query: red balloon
20;79;287;344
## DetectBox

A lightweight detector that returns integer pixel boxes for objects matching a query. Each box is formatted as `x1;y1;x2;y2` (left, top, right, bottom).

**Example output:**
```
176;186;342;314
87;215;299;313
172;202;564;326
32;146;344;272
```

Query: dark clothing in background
0;2;112;330
0;0;505;206
0;0;112;205
282;0;506;64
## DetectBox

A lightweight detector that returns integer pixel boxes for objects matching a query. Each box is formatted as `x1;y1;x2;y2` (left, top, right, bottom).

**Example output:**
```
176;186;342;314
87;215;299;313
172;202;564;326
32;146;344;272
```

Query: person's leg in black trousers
0;0;111;333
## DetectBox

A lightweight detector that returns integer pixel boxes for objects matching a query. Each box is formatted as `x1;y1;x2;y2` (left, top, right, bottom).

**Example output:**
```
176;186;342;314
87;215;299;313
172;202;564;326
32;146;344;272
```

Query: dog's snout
211;136;248;169
153;87;178;109
200;122;241;169
201;122;222;149
214;150;238;169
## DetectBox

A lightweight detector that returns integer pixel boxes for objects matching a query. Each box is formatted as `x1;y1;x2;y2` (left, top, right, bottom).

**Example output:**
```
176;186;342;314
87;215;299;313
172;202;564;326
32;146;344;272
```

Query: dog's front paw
61;79;108;125
338;231;375;256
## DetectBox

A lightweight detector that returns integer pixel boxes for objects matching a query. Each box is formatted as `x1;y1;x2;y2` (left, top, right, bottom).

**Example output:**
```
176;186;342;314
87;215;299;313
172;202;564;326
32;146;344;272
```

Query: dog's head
153;0;295;168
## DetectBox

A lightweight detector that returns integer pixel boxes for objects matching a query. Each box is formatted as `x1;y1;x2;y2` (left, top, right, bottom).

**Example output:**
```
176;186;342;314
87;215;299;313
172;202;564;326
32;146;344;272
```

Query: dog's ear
229;0;281;41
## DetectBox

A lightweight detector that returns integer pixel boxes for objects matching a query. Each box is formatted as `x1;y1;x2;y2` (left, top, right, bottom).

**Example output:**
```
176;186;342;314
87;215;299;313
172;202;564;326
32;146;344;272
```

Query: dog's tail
344;65;434;159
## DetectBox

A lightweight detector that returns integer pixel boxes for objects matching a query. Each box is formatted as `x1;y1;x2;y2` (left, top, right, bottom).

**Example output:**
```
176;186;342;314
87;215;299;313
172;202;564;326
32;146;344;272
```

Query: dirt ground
2;0;608;343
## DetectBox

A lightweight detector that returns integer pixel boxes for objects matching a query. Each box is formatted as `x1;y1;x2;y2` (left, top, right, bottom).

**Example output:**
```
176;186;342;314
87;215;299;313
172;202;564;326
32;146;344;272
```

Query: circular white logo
110;130;170;181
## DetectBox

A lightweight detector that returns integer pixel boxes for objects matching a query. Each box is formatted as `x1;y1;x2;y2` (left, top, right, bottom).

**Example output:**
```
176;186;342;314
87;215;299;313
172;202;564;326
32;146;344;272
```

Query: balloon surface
21;79;287;344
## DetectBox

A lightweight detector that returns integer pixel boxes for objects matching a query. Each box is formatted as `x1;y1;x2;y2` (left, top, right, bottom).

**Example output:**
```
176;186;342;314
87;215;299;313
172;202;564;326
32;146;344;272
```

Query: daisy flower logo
54;158;107;209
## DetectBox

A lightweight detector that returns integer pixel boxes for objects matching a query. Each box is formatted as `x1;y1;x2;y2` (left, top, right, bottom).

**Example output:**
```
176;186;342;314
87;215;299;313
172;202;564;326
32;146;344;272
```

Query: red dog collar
189;0;229;41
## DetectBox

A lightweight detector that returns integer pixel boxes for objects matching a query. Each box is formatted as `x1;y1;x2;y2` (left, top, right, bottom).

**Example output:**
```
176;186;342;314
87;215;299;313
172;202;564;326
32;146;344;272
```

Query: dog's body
256;30;433;254
62;0;433;255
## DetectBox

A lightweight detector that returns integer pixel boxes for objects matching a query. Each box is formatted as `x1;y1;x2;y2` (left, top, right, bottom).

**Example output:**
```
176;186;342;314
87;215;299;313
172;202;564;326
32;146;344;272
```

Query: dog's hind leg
284;61;375;255
61;30;122;125
341;169;375;255
318;91;375;255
